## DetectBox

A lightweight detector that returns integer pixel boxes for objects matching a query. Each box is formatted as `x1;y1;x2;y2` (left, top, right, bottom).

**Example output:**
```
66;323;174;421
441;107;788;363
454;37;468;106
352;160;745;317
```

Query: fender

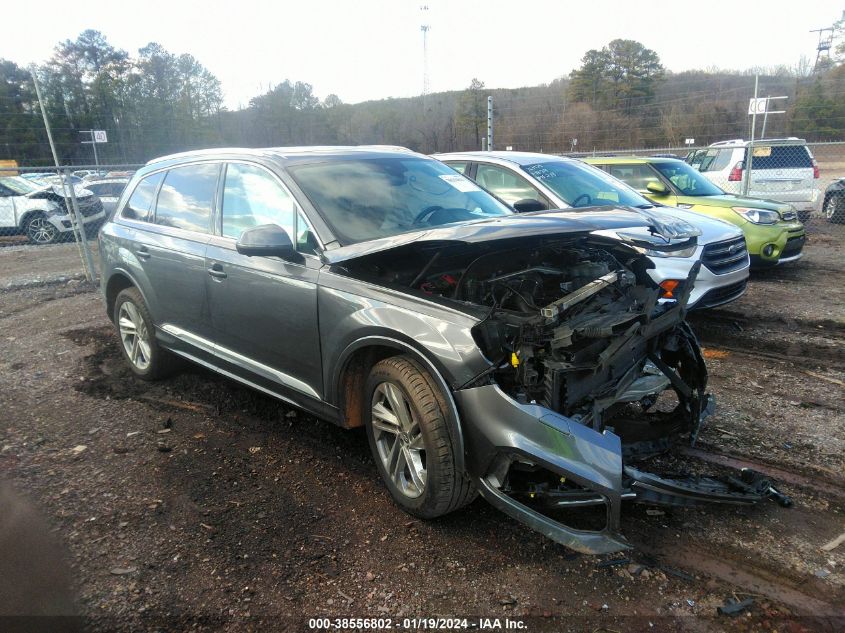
333;335;467;475
104;266;153;320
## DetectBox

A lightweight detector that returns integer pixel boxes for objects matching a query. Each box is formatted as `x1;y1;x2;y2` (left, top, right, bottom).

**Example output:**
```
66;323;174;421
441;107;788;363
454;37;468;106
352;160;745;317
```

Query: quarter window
122;172;164;222
154;164;219;233
446;161;469;175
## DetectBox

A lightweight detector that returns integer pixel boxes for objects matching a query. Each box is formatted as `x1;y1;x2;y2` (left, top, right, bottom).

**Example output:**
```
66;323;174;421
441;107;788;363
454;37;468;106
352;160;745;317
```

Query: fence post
63;168;96;283
743;74;759;196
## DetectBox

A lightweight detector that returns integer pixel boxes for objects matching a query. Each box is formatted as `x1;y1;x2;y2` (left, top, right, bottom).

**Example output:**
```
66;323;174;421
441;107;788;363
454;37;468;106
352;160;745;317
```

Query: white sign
93;130;108;143
505;145;513;151
748;98;768;115
439;173;481;193
684;138;695;145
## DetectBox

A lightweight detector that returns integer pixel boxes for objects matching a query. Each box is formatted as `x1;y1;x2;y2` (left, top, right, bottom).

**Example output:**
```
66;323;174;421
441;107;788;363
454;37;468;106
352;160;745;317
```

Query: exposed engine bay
338;236;708;449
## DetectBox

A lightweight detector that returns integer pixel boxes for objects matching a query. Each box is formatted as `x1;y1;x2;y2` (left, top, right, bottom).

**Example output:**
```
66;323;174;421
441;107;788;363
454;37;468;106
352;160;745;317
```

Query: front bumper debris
456;384;789;554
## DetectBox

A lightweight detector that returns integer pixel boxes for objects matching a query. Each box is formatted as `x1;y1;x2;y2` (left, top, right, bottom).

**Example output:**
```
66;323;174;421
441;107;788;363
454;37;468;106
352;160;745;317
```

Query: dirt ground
1;225;844;632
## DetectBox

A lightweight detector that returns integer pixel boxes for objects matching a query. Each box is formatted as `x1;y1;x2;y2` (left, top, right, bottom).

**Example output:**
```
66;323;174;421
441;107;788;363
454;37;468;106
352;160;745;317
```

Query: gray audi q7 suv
99;146;774;554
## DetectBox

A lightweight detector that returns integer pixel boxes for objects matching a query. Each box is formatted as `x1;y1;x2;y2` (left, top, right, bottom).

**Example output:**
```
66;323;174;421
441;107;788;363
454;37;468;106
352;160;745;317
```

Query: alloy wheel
118;301;152;371
371;382;427;499
26;217;58;244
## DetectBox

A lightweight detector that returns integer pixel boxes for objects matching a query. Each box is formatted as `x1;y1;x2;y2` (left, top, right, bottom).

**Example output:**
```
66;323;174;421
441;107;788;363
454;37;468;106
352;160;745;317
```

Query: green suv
584;156;806;267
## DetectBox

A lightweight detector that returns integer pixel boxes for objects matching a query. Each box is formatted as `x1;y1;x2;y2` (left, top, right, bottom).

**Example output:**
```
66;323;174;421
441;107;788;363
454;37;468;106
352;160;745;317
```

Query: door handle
136;246;150;260
207;263;227;279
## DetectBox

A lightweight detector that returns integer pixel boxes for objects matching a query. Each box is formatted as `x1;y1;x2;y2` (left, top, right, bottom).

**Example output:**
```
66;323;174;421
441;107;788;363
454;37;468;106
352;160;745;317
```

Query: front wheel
23;213;60;245
825;195;845;224
364;356;476;519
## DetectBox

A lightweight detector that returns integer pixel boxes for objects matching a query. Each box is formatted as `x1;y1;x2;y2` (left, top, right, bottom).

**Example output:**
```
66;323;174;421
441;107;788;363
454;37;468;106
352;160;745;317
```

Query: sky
1;0;843;109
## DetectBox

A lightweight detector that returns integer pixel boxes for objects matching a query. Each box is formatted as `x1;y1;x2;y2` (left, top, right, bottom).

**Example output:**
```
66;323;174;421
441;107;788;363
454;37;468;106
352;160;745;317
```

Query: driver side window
475;163;548;208
221;163;319;254
607;164;662;192
222;163;296;239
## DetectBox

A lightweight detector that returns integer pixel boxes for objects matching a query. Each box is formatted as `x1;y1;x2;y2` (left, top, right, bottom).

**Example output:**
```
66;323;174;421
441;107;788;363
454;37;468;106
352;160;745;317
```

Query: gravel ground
1;227;844;632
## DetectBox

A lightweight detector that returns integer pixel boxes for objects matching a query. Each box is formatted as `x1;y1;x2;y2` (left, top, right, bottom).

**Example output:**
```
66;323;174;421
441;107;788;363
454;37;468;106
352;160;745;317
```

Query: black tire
824;194;845;224
113;287;179;380
23;213;60;245
364;355;476;519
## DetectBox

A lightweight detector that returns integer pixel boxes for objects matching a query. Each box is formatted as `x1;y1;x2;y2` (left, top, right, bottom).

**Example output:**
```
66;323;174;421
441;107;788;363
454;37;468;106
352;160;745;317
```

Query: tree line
2;31;845;166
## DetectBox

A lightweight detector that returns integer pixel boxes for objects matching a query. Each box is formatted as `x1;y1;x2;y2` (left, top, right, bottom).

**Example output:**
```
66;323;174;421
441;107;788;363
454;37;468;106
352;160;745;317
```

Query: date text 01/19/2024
307;617;528;630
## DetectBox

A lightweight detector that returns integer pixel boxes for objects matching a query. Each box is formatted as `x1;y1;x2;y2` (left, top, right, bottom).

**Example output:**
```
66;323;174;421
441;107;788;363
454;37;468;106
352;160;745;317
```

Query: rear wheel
23;213;60;245
113;287;179;380
364;356;476;519
825;194;845;224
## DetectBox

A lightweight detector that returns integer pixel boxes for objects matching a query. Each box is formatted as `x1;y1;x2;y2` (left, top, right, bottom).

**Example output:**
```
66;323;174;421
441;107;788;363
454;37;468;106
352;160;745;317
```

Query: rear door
204;161;323;402
130;163;219;340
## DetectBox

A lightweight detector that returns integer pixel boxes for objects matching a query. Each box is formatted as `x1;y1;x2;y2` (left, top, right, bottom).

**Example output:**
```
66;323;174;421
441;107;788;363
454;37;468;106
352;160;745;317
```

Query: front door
204;161;323;402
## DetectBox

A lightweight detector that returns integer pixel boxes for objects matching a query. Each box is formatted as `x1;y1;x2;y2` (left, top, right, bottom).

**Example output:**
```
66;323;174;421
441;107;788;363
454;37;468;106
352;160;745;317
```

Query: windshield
0;176;39;195
522;160;651;208
288;157;512;245
652;161;724;196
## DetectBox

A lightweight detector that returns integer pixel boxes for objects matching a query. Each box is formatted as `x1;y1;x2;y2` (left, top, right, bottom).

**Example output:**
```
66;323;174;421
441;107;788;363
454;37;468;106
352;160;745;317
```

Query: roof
433;151;575;166
146;145;420;167
709;137;806;147
582;156;686;165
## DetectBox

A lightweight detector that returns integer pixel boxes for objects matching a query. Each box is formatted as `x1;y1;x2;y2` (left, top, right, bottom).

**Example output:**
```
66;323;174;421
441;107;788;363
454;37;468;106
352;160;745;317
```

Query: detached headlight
732;207;779;224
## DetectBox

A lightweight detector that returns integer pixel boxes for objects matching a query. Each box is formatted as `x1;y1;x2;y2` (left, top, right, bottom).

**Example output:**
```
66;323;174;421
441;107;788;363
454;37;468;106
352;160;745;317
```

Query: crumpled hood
324;207;697;264
26;183;93;199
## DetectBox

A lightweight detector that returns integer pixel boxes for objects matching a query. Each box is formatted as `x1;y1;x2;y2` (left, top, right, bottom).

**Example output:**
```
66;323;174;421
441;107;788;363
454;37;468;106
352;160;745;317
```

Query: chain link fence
0;164;140;290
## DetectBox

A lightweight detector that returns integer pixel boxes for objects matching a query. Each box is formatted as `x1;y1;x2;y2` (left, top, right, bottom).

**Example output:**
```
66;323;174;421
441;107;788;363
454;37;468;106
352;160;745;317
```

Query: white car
434;151;750;310
687;138;821;218
81;179;129;215
0;176;105;244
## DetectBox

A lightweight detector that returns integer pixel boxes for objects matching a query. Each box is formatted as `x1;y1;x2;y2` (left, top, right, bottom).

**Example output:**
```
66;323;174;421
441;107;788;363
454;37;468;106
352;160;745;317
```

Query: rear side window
122;172;164;222
154;163;219;233
699;149;734;172
746;145;812;169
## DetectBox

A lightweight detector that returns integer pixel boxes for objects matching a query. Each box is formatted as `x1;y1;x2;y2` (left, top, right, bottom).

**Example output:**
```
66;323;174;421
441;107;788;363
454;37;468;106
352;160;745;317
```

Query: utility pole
486;96;493;151
30;66;95;282
744;74;759;197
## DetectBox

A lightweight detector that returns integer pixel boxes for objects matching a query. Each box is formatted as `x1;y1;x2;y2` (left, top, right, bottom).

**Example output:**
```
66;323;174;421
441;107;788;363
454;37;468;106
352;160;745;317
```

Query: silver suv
688;138;821;217
99;146;775;553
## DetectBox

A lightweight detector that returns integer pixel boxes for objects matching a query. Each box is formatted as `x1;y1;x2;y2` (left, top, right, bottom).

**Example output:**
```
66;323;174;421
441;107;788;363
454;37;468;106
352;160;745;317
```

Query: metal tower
810;26;834;71
420;5;430;96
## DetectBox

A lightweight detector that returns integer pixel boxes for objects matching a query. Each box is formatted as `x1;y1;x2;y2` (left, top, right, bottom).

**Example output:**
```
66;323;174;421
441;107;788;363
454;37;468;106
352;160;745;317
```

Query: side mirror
512;198;548;213
646;180;670;195
236;224;297;260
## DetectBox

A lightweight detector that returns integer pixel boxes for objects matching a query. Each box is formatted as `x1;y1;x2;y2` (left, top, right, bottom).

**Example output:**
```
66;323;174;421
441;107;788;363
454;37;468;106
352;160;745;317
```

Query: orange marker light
659;280;680;299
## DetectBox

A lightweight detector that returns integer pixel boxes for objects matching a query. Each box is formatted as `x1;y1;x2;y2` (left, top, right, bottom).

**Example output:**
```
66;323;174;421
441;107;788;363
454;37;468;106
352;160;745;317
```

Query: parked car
0;176;105;244
685;138;821;218
435;151;749;310
30;174;85;187
82;179;129;215
822;177;845;223
99;146;779;553
584;156;806;267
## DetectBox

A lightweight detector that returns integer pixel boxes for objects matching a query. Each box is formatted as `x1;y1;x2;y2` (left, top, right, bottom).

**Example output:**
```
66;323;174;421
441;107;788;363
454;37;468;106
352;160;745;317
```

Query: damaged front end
330;220;783;553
